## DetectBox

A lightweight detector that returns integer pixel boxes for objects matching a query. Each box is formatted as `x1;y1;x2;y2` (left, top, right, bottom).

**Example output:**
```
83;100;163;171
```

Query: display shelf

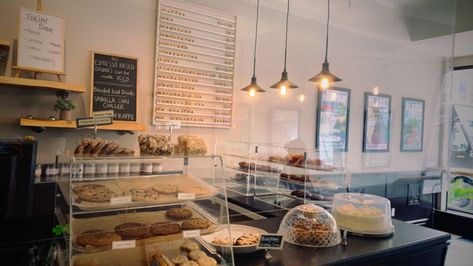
159;50;234;67
155;119;231;128
0;76;85;93
156;94;232;104
158;69;232;82
19;118;146;131
156;111;231;118
157;61;232;75
157;77;232;89
160;20;235;38
157;86;232;97
156;102;231;111
0;40;10;47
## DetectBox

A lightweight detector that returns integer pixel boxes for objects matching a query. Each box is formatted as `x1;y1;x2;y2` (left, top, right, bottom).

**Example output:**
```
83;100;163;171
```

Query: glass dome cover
278;203;341;247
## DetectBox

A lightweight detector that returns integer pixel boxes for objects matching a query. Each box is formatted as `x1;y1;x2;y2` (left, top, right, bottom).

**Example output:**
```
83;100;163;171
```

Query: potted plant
54;95;75;121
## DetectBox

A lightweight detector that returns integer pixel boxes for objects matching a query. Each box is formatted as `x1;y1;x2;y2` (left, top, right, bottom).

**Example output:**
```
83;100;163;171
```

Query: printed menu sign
256;234;284;250
91;52;138;121
17;7;65;73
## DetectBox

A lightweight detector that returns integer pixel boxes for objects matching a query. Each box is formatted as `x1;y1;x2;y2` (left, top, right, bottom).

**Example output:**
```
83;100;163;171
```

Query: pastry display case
217;140;348;209
56;154;234;266
331;193;394;236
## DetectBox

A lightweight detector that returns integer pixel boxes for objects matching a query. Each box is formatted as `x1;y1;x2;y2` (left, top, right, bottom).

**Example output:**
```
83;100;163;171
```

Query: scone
123;189;159;202
165;207;193;220
180;240;200;251
150;222;180;235
114;222;150;239
187;250;206;261
76;230;121;247
197;256;217;266
152;184;178;194
172;255;189;265
181;218;211;230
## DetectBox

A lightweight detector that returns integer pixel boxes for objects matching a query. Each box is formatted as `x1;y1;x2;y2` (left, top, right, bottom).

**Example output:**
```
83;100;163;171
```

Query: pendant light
308;0;342;89
241;0;265;97
270;0;297;96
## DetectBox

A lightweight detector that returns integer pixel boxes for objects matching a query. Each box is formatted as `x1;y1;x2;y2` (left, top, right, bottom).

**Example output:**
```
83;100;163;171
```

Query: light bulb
280;85;287;96
320;78;330;90
373;86;379;95
330;92;337;101
249;88;256;97
299;94;305;102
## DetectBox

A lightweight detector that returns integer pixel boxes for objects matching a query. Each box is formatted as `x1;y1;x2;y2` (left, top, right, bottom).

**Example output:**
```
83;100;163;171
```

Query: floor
445;235;473;266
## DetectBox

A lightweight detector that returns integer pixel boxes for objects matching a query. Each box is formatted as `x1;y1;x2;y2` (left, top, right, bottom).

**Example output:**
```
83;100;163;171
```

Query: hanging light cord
324;0;330;63
252;0;260;78
283;0;290;71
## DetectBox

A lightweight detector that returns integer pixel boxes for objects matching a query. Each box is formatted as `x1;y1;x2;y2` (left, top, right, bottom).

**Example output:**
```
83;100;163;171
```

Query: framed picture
316;87;351;151
401;98;425;152
363;92;391;152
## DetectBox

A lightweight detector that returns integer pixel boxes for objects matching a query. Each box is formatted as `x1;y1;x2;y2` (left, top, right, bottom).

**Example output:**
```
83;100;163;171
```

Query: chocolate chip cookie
150;222;180;235
74;184;116;202
181;218;211;230
152;184;178;194
123;189;159;202
76;230;121;247
165;207;193;220
114;222;150;239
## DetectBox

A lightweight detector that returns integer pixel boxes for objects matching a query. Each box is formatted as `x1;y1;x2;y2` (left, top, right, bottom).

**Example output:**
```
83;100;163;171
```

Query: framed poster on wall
316;87;351;151
363;92;391;152
401;97;425;152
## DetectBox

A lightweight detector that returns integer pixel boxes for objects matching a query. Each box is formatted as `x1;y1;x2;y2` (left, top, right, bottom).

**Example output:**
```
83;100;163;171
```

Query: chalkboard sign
256;234;284;250
17;7;65;74
91;52;138;121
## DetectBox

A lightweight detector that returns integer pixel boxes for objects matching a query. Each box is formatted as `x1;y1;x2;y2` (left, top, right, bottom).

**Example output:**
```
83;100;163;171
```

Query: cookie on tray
123;188;159;202
197;256;217;266
76;230;121;247
72;184;108;194
180;240;200;252
181;218;211;230
187;250;207;261
75;185;116;202
165;207;193;220
114;222;150;239
152;184;178;194
171;254;189;265
150;222;180;235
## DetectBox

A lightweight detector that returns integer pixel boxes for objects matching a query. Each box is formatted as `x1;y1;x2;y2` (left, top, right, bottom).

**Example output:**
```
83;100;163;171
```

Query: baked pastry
181;261;199;266
150;222;180;235
235;233;260;246
172;254;189;265
76;230;121;247
114;222;150;239
196;256;217;266
180;240;200;251
74;184;116;202
123;188;159;202
187;250;206;261
178;185;209;196
73;138;134;157
175;135;207;155
152;184;178;194
165;208;193;220
138;134;172;156
181;218;211;230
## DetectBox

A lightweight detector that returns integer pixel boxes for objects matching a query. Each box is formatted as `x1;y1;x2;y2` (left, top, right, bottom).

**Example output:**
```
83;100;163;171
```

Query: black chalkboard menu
90;52;138;121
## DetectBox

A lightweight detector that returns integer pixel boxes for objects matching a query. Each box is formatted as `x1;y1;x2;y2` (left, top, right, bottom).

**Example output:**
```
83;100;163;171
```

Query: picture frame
363;92;391;152
316;87;351;151
401;97;425;152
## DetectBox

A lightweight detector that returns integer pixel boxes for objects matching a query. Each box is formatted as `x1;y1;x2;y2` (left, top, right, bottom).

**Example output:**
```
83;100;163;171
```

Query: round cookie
165;207;193;220
180;240;200;252
197;256;217;266
150;222;180;235
152;184;178;194
181;261;199;266
181;218;211;230
123;189;159;202
171;255;189;265
76;186;116;202
76;230;121;247
72;184;108;194
114;222;150;239
187;250;206;261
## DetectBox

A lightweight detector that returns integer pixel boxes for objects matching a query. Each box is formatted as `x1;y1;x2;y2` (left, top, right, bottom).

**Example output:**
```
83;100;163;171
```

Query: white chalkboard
17;7;65;74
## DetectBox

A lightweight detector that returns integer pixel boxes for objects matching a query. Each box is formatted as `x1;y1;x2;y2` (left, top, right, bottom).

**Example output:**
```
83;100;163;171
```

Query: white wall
0;0;455;173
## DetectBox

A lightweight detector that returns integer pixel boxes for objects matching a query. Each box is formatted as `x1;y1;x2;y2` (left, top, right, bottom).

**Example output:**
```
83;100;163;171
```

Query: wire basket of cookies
278;203;341;247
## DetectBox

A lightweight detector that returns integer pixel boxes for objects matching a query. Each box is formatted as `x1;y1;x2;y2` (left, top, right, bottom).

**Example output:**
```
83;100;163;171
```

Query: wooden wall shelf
0;76;85;93
20;118;146;132
0;40;10;47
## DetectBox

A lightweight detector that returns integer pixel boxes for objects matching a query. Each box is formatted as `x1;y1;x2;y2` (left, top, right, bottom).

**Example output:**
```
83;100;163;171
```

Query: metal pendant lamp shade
308;0;342;88
271;0;298;94
242;0;265;96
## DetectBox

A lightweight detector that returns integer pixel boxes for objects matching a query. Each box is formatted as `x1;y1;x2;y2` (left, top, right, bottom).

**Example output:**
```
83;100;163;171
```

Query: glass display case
56;155;234;266
217;140;347;210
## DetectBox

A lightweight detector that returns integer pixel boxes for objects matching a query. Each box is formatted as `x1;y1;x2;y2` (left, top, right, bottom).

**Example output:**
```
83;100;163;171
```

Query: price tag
256;234;284;250
182;230;200;238
112;240;136;249
110;195;132;205
178;193;196;200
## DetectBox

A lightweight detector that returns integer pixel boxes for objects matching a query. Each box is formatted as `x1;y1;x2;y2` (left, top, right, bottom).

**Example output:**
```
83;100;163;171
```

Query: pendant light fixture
241;0;265;97
308;0;342;89
270;0;297;96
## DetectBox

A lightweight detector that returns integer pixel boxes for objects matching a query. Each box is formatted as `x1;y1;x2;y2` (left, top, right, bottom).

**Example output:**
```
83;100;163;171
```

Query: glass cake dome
331;193;394;235
278;203;341;247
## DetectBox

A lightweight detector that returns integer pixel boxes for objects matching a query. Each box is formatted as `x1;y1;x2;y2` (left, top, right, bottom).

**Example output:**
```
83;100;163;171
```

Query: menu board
153;0;236;128
17;7;65;73
91;52;138;122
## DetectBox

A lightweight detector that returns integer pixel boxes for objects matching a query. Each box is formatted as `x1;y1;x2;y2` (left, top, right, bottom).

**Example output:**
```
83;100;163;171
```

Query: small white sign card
17;7;65;74
256;234;284;250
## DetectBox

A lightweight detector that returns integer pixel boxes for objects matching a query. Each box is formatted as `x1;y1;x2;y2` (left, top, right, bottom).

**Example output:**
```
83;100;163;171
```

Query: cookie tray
69;173;219;211
72;201;219;253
